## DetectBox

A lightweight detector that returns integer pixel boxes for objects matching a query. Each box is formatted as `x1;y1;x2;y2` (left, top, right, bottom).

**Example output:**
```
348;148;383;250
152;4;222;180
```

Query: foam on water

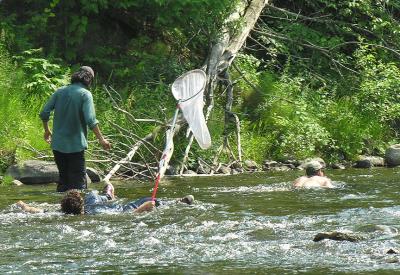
1;169;400;273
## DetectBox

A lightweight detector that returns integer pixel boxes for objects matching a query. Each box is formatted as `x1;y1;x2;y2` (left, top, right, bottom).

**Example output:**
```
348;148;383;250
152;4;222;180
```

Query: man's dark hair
71;66;94;87
61;190;84;215
305;167;320;177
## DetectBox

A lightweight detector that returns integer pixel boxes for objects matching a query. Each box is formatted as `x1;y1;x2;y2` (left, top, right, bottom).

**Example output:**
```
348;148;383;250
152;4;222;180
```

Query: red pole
151;174;161;201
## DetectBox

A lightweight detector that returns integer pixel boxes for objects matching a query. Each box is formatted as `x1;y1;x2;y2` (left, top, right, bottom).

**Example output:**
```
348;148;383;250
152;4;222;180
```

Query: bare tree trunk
179;0;268;172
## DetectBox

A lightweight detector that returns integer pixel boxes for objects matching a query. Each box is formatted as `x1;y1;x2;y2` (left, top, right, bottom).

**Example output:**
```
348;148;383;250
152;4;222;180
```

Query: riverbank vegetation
0;0;399;174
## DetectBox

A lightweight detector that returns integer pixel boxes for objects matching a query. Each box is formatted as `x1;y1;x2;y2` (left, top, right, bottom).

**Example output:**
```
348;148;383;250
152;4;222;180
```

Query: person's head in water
61;190;84;215
305;161;324;177
71;66;94;87
179;195;194;205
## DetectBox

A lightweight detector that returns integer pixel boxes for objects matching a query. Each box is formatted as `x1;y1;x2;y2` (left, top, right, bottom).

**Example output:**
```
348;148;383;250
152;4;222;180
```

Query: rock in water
6;160;59;184
387;248;399;254
86;167;102;182
313;231;362;242
385;144;400;167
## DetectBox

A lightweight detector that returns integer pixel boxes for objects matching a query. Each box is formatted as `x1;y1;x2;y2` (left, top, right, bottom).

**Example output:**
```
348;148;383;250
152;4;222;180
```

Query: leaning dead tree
101;0;268;181
179;0;268;174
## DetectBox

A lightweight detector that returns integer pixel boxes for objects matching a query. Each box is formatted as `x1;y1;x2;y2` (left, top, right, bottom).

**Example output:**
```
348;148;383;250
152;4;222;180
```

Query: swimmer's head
180;195;194;205
61;190;84;215
305;161;324;176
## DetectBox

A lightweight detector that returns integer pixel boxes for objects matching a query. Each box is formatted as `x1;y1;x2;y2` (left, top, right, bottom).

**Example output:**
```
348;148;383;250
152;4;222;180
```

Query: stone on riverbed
353;155;384;168
385;144;400;167
6;160;94;185
244;160;258;171
331;163;346;169
218;165;231;174
387;248;399;254
313;231;363;242
12;179;23;186
86;167;102;182
6;160;59;184
183;169;197;175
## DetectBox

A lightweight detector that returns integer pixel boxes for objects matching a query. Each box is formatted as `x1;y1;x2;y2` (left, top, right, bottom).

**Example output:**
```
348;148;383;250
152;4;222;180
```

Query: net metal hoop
171;69;207;103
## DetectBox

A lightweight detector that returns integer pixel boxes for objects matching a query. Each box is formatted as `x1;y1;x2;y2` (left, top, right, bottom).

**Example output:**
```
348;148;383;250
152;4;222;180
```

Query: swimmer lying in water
17;183;195;215
293;160;333;188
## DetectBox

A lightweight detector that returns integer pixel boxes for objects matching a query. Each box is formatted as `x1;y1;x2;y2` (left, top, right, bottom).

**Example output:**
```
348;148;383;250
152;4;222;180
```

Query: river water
1;168;400;274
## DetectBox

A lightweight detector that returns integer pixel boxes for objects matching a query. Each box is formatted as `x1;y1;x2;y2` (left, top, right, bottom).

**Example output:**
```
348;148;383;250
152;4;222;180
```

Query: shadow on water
1;168;400;274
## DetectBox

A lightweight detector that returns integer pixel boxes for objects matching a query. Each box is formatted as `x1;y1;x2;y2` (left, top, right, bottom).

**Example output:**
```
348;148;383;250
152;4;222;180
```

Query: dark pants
53;150;87;192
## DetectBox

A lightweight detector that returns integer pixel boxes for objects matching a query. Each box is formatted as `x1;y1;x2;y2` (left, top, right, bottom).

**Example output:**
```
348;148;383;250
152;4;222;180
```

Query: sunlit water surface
1;168;400;274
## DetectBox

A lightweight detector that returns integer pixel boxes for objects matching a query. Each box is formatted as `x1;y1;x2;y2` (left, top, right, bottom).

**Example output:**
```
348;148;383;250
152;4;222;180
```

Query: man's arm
132;201;155;214
39;92;57;144
322;177;334;188
16;201;44;214
42;121;52;144
82;92;111;150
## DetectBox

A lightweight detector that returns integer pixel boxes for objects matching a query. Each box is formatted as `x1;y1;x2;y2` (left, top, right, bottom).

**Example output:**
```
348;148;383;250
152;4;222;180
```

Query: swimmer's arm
16;201;44;214
132;201;155;214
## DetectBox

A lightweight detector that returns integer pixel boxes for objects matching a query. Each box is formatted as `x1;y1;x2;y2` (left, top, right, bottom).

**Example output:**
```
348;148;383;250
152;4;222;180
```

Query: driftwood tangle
104;0;269;181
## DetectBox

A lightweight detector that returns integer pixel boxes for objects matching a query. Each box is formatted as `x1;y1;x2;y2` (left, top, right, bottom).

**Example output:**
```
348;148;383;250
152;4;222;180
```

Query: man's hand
16;201;43;213
133;201;155;214
99;137;111;150
92;125;111;150
44;130;52;144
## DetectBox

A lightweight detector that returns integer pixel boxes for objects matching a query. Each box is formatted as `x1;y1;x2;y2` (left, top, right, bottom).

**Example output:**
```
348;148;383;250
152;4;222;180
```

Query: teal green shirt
39;83;99;153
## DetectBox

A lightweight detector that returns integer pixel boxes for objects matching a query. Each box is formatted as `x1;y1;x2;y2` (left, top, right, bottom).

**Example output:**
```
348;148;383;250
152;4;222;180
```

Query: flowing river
1;168;400;274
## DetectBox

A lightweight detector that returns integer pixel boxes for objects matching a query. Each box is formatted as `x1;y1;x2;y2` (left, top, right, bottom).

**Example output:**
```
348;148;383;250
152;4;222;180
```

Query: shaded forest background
1;0;400;174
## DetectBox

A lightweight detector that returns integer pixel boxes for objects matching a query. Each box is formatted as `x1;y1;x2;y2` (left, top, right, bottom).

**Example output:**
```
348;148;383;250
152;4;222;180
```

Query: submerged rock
386;257;399;263
313;231;363;242
387;248;399;254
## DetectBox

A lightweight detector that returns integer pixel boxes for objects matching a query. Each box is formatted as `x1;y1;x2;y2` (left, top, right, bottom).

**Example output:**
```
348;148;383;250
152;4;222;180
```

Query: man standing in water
39;66;111;192
293;160;333;188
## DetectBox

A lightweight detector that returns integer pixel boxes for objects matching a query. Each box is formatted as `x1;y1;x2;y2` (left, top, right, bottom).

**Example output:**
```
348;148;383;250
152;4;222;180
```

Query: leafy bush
0;45;61;172
13;48;70;101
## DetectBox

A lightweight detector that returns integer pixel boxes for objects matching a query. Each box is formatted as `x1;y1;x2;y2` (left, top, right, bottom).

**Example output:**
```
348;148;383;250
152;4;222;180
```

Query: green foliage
0;45;52;172
1;0;400;170
13;49;70;101
1;175;14;186
354;46;400;122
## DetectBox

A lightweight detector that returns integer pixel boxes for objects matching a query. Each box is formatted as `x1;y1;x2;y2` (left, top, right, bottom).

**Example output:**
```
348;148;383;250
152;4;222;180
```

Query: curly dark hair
71;66;94;87
61;190;84;215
